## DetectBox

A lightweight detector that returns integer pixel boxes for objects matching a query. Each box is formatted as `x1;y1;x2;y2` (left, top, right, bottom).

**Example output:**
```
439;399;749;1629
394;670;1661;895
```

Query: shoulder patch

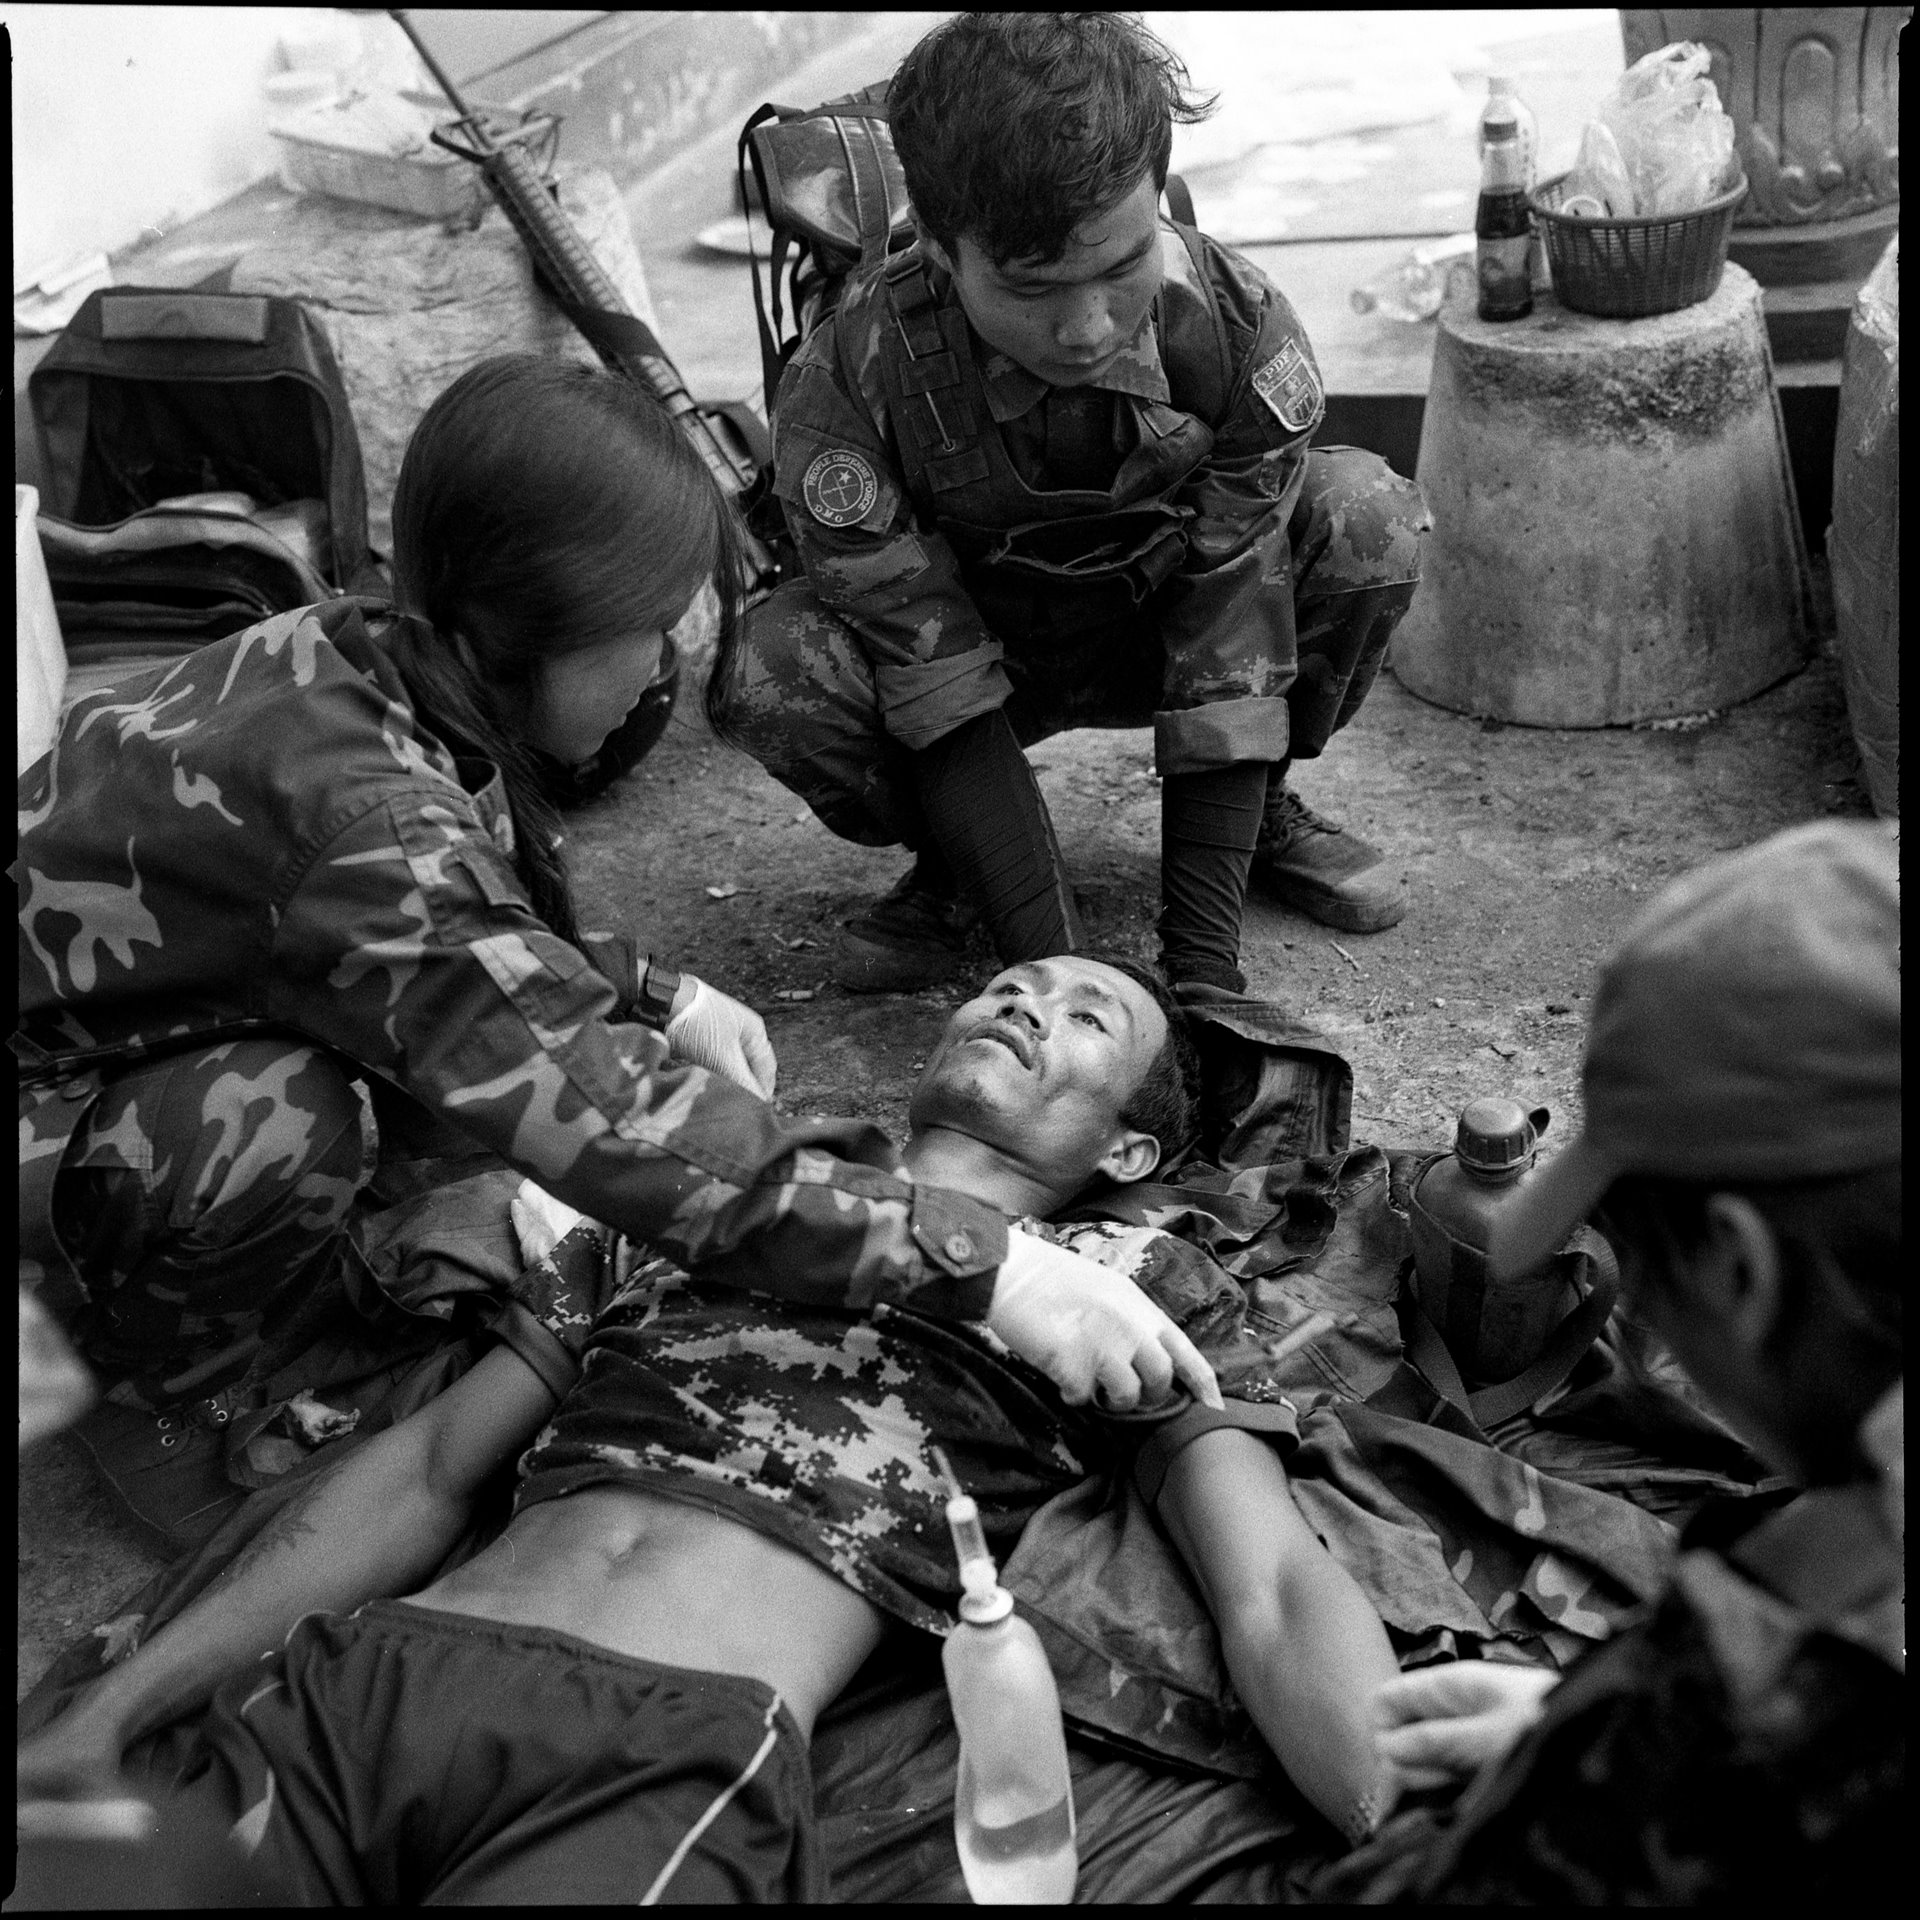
1251;341;1324;434
802;448;882;528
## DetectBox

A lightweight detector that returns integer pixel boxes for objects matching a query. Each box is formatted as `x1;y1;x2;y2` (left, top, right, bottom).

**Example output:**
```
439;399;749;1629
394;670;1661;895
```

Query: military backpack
27;284;381;701
739;82;1199;424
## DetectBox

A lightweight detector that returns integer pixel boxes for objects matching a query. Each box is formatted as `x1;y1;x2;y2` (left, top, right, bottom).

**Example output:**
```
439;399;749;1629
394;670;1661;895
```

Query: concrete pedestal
1392;265;1813;727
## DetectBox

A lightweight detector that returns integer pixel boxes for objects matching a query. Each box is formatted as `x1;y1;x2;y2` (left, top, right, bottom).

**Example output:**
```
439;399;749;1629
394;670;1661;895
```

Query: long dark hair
385;354;747;942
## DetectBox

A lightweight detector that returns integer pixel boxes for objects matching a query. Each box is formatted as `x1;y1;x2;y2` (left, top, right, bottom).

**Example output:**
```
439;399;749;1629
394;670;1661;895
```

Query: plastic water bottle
1350;234;1477;321
935;1449;1076;1904
1477;76;1538;192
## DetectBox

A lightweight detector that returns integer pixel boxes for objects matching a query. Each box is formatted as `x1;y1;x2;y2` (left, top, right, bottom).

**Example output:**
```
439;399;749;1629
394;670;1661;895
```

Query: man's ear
1097;1128;1162;1187
1697;1193;1786;1351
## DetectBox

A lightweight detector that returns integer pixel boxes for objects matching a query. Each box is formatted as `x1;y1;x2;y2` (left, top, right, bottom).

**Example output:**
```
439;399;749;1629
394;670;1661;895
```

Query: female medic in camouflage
17;354;1213;1548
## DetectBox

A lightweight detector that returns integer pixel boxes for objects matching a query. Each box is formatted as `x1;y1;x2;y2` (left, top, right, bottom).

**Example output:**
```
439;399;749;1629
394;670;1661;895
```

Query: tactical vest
871;228;1235;647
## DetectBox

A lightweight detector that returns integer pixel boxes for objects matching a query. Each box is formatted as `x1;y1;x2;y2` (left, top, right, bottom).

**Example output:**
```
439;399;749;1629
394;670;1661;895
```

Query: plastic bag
1592;41;1739;216
1561;121;1635;217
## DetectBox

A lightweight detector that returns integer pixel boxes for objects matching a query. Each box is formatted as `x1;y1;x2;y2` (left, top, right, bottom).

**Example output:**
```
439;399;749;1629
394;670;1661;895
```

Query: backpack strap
739;102;791;421
835;109;904;273
1157;221;1236;429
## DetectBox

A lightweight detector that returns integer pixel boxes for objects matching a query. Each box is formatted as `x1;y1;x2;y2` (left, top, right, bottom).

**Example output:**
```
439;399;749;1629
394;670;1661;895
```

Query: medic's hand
663;974;778;1102
988;1228;1222;1414
1371;1660;1559;1790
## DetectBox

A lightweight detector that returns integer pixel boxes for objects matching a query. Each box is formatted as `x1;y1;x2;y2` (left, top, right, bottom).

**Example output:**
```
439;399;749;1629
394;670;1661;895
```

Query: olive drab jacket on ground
16;599;1005;1313
772;219;1327;776
1318;1386;1906;1903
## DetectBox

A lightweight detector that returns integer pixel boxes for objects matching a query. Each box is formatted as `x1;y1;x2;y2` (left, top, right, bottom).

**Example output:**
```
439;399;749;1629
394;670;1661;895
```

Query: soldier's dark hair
1594;1163;1902;1364
388;355;746;944
888;12;1215;267
1084;952;1202;1169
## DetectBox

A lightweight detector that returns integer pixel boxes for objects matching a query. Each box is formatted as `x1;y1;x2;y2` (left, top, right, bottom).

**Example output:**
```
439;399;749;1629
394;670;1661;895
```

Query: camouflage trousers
718;446;1429;849
41;1040;382;1411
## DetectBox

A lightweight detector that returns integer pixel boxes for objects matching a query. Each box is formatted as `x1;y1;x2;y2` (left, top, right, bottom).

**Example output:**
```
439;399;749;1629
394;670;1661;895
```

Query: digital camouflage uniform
15;599;1010;1418
713;221;1429;847
513;1215;1292;1639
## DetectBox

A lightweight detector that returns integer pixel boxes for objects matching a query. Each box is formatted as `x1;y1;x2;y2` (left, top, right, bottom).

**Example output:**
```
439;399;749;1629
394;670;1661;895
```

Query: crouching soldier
1321;819;1903;1905
711;12;1429;995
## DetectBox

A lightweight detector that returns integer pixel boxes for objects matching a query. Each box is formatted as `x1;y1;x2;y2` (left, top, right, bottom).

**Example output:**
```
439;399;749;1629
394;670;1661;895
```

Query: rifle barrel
388;7;767;530
390;10;474;126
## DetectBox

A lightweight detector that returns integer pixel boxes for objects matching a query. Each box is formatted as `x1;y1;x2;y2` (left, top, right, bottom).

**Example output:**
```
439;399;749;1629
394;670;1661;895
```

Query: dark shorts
163;1599;822;1905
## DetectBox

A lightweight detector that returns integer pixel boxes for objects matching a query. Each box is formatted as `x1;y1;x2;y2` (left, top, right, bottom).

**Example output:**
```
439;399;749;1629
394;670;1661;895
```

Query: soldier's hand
664;974;779;1101
989;1228;1222;1413
1370;1660;1559;1789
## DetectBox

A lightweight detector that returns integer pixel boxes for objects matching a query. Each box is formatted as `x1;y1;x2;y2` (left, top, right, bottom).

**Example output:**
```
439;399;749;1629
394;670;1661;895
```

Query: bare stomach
404;1485;886;1737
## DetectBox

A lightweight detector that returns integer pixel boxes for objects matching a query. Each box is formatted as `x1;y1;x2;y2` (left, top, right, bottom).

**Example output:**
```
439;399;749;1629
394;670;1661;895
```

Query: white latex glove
509;1179;593;1267
987;1227;1222;1414
1371;1661;1560;1791
664;974;778;1101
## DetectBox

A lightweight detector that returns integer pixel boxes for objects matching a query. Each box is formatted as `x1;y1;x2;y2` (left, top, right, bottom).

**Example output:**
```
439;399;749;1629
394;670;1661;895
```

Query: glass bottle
1476;110;1534;322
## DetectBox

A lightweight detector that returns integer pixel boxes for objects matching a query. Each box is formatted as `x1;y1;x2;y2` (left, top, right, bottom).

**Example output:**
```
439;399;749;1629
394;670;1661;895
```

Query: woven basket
1530;172;1748;320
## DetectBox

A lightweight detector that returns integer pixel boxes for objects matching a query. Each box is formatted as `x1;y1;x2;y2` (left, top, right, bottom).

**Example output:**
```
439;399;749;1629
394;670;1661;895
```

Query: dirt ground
572;573;1870;1170
18;560;1871;1703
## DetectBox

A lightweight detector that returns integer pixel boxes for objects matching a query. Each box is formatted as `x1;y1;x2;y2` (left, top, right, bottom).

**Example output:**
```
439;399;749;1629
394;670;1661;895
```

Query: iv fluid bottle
939;1477;1076;1903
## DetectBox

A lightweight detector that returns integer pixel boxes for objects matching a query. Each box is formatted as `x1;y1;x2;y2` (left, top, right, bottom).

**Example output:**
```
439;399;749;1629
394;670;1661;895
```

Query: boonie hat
1489;820;1900;1280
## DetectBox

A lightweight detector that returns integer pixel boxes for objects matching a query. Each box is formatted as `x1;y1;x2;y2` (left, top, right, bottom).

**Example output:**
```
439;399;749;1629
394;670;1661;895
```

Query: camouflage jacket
15;600;1005;1311
1322;1398;1906;1903
773;221;1325;765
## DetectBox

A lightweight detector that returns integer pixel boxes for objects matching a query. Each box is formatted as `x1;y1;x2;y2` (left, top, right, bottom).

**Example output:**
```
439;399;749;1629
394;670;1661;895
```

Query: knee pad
1303;449;1430;590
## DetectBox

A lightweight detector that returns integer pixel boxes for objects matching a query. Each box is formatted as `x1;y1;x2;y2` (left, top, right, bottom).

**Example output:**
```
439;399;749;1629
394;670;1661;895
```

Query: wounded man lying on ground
18;954;1408;1903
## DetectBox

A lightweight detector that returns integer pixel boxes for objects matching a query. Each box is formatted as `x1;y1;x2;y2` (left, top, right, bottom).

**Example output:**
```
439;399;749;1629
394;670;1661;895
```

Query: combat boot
833;858;980;993
70;1392;250;1553
1251;782;1406;933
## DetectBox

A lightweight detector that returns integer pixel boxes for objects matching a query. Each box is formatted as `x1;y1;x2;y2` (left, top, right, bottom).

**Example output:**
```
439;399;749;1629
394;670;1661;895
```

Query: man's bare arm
1158;1426;1402;1843
18;1345;557;1785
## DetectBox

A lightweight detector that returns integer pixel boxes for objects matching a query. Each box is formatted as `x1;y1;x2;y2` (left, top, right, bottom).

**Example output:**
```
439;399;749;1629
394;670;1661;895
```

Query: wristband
637;955;681;1028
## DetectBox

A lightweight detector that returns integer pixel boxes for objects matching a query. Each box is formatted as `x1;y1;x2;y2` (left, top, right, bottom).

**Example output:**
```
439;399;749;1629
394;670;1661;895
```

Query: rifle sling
545;294;676;382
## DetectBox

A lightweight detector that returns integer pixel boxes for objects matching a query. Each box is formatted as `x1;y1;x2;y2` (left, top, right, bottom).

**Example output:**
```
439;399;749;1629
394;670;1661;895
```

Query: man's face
1605;1199;1803;1483
908;956;1171;1197
925;172;1166;390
